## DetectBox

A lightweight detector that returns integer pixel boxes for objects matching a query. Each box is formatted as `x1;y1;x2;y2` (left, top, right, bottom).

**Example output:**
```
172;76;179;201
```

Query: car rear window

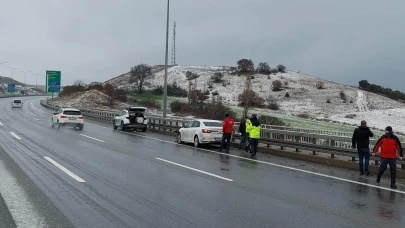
13;100;22;103
63;110;81;115
203;122;222;127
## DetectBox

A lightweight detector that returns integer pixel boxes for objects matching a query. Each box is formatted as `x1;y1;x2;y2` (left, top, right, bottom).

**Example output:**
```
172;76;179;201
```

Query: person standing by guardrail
352;120;374;176
218;113;235;153
372;126;403;189
246;114;261;157
238;116;249;150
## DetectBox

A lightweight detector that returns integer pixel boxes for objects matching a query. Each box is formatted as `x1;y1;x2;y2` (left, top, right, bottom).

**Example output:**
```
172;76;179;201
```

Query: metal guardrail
40;100;404;168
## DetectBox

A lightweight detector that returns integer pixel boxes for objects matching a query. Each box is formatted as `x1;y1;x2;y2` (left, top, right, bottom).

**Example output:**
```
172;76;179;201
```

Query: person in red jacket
372;126;403;189
218;113;235;153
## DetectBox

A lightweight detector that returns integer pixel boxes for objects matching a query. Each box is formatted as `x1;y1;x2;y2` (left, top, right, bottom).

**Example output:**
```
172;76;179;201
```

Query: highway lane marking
33;118;40;121
80;134;105;142
0;122;3;126
44;157;86;183
30;100;51;114
17;110;29;116
156;158;233;182
10;132;21;140
85;123;405;194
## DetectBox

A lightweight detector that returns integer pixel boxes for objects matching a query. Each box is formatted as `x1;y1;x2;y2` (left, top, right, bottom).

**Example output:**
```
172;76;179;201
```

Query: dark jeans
250;138;259;155
357;147;370;173
378;158;397;183
219;132;232;152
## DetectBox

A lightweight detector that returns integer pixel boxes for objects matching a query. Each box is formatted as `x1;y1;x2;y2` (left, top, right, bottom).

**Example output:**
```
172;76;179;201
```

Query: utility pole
6;67;19;79
162;0;170;118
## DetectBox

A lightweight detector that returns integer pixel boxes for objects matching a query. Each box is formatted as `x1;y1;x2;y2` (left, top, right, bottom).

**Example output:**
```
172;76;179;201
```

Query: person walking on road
352;120;374;176
238;116;249;150
219;113;235;153
372;126;403;189
246;114;261;157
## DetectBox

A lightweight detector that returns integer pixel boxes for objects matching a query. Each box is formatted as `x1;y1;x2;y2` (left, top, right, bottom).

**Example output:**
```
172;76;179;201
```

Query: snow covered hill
106;65;405;118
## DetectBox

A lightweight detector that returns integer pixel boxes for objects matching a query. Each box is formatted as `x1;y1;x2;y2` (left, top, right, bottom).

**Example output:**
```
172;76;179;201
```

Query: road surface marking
44;157;85;183
33;118;40;121
0;160;45;227
156;158;233;182
0;122;3;126
30;100;50;114
17;110;28;116
10;132;21;140
80;134;105;142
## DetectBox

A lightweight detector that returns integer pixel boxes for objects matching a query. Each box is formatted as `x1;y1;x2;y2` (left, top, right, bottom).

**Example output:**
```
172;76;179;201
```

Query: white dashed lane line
44;157;86;183
79;134;105;143
10;132;21;140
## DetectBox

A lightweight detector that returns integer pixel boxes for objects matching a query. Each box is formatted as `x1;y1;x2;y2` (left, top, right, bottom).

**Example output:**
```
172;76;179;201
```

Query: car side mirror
179;124;183;128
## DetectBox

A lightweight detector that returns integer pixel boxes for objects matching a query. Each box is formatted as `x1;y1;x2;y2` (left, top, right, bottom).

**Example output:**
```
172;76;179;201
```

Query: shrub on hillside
238;90;265;108
345;114;357;119
272;80;283;91
326;98;331;103
285;92;290;98
152;82;188;97
316;81;325;89
270;68;278;74
297;113;310;119
257;62;271;74
170;101;192;113
211;72;224;83
339;90;347;102
277;64;286;73
136;99;160;109
268;100;280;110
88;83;104;91
258;115;286;126
284;81;289;87
237;59;254;72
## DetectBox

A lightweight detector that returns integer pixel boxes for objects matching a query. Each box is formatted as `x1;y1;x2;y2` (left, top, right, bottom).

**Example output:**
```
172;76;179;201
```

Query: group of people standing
352;120;403;189
218;113;261;157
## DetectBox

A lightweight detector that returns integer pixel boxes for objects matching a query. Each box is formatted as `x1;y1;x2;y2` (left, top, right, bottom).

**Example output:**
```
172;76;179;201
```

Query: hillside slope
107;65;405;117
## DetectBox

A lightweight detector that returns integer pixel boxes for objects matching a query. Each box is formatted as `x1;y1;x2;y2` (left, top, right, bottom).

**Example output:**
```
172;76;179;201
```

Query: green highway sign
7;84;16;93
46;70;61;92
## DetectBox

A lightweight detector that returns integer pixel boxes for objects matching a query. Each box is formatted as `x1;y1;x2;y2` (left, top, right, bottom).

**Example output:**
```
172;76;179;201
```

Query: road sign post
46;70;61;98
7;84;15;94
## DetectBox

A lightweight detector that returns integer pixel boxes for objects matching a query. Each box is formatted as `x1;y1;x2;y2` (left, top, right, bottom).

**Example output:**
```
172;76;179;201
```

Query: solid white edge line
44;157;85;183
30;100;50;114
156;158;233;182
10;132;21;140
33;103;405;194
80;134;105;142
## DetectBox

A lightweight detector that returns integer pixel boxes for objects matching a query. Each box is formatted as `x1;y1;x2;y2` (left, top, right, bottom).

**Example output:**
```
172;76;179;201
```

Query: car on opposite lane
176;119;223;147
52;108;84;130
113;106;148;132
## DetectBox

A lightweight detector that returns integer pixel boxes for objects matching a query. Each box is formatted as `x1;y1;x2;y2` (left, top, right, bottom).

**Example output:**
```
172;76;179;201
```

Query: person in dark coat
372;126;403;189
238;116;249;150
352;120;374;176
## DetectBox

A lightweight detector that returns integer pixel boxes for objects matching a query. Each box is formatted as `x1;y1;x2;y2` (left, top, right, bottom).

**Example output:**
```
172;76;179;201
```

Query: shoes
376;177;381;184
365;171;370;176
360;172;364;176
391;183;397;189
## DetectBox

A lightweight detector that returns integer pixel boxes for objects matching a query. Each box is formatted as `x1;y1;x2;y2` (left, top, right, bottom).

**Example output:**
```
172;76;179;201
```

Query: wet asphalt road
1;96;405;227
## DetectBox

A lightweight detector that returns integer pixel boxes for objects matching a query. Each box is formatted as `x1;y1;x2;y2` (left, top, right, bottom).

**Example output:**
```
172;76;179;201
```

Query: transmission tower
171;21;177;66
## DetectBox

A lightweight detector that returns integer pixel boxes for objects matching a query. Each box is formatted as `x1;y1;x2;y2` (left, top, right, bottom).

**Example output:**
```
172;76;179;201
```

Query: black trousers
377;158;397;183
219;132;232;152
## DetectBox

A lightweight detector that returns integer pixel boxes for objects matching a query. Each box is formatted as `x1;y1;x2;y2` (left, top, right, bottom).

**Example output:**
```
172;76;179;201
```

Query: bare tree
257;62;271;73
73;80;85;87
130;64;153;93
237;59;254;72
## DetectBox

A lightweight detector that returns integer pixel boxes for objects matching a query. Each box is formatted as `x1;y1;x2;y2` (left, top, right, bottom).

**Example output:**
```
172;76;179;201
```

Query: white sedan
176;119;223;147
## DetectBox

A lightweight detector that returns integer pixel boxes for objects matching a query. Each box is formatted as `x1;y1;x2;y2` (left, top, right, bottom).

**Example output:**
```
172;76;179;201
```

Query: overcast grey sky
0;0;404;90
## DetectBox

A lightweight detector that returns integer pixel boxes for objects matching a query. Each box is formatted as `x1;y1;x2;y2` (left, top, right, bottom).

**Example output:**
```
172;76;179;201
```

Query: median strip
44;157;85;183
156;158;233;182
79;134;105;142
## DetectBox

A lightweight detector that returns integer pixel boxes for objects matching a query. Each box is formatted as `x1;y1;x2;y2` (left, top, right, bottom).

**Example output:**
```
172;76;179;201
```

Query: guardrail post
312;138;317;155
266;132;271;148
295;136;300;152
280;134;284;150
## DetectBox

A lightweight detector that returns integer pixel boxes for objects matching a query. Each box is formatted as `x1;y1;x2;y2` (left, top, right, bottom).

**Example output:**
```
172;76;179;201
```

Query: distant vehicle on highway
11;99;23;108
51;108;84;130
113;106;148;132
176;119;223;147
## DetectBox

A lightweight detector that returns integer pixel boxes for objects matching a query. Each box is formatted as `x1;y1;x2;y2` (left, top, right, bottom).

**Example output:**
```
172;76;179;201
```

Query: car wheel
120;121;125;131
194;136;200;148
78;124;84;131
177;133;183;144
113;121;118;130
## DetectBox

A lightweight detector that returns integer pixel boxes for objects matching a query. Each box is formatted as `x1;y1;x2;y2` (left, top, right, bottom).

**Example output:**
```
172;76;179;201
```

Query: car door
191;121;201;140
182;121;195;142
53;109;62;123
115;110;126;125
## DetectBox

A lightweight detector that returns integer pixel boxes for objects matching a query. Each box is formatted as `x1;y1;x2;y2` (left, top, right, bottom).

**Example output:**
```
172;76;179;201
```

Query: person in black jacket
238;116;248;150
352;120;374;176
